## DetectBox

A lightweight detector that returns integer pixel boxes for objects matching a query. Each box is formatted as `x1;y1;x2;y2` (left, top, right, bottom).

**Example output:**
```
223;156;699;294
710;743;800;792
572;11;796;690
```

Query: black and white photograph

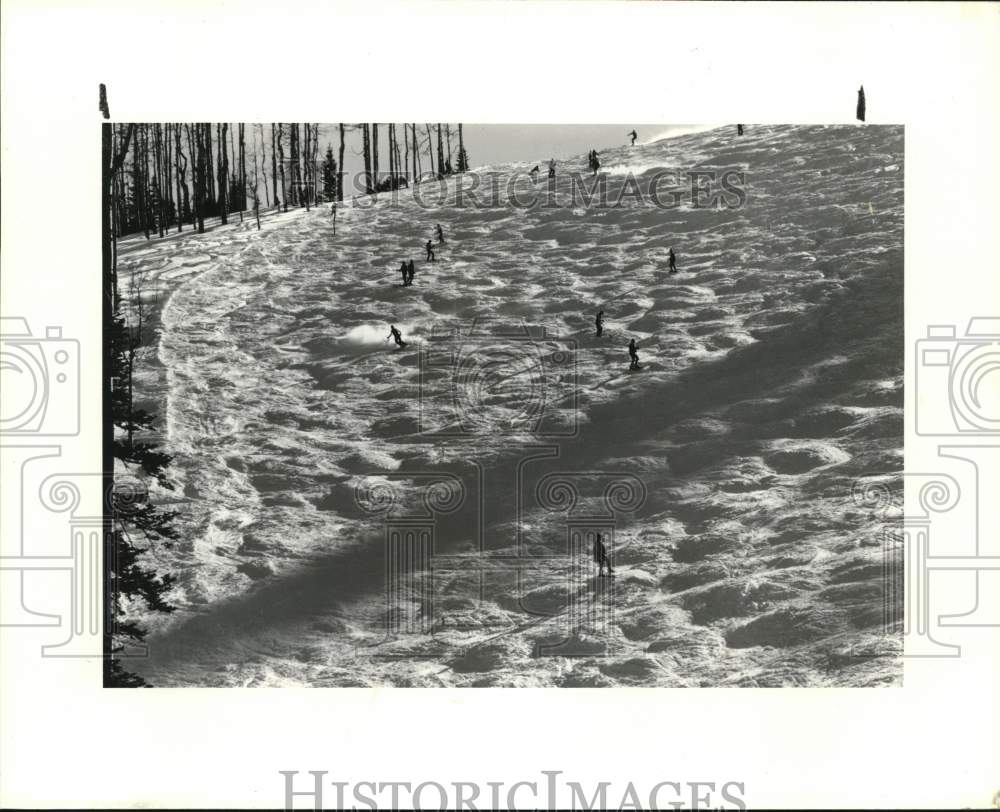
105;121;905;688
2;1;998;809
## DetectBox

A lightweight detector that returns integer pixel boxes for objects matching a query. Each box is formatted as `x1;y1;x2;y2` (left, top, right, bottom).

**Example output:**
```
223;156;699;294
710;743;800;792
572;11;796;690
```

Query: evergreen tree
105;307;178;686
321;146;338;201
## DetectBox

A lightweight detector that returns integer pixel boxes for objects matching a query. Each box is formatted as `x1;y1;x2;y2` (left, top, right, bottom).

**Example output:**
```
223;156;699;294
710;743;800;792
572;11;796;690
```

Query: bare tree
277;123;287;211
337;123;346;201
270;124;279;209
424;123;436;176
362;123;372;193
217;123;229;225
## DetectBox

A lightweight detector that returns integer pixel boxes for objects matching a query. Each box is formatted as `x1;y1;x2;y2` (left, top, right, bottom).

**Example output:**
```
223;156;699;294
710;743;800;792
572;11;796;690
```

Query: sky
312;124;711;197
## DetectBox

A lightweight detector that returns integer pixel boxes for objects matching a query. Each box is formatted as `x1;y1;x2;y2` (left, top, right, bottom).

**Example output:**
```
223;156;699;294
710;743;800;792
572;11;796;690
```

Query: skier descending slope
588;150;601;176
408;260;416;285
425;240;435;262
668;247;678;274
435;224;445;244
628;129;638;146
628;338;640;370
387;324;407;348
400;261;410;287
595;309;605;337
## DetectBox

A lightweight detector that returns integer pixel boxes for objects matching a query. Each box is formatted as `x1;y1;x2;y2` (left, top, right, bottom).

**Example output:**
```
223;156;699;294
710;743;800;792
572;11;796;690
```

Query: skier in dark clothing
425;240;435;262
435;224;444;244
593;533;614;576
737;124;744;136
529;165;540;182
628;129;638;146
408;260;416;285
547;159;556;179
591;150;600;176
856;85;866;122
595;309;604;337
668;247;677;274
400;261;410;286
388;324;406;348
628;338;640;370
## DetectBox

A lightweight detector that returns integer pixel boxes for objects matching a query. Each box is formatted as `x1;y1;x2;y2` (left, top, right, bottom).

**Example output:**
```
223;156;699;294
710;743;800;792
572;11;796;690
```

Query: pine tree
321;145;338;201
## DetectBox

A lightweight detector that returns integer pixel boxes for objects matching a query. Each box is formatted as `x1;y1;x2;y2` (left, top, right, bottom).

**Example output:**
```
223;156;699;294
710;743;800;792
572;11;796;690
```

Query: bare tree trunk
403;124;410;184
372;124;379;191
255;124;269;208
446;124;453;169
218;123;229;225
205;123;215;210
193;124;206;233
270;124;279;209
387;124;394;186
174;124;186;232
277;124;287;211
337;123;346;201
362;124;371;193
424;124;435;176
153;124;165;237
132;125;146;238
289;123;300;206
393;125;403;186
436;124;446;175
239;123;246;213
412;123;419;180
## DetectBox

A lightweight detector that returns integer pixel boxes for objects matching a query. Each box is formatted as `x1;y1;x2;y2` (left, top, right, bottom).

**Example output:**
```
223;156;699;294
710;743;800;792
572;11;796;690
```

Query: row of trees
112;123;471;239
357;123;469;193
103;123;177;686
110;122;328;239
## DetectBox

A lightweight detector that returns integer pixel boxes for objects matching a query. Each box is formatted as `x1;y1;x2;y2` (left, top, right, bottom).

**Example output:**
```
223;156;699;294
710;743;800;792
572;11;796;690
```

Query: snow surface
119;124;904;687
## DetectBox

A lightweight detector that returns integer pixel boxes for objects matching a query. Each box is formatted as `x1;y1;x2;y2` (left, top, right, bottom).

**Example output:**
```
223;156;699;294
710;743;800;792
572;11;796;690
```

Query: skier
387;324;407;348
668;247;677;274
408;259;416;285
628;338;640;370
528;165;540;182
856;85;866;122
628;129;638;146
593;532;614;577
547;158;556;179
591;150;600;176
595;309;604;337
737;124;744;136
425;240;435;262
400;261;410;287
435;224;445;244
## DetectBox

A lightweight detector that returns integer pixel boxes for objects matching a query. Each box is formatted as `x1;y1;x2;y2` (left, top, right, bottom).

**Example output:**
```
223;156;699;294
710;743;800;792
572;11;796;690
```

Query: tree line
111;123;471;239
